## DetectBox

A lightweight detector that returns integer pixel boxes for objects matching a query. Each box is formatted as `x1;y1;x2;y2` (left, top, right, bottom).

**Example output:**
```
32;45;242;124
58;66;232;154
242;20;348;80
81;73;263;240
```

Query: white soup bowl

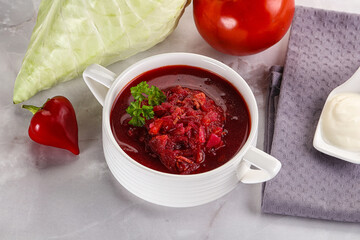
83;53;281;207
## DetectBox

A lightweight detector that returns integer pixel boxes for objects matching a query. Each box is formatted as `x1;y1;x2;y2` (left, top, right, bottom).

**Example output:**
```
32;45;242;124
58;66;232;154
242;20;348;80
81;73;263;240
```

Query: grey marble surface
1;0;360;239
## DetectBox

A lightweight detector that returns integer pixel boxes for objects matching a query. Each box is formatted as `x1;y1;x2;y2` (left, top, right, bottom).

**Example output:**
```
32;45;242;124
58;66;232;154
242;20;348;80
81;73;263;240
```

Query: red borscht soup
110;65;250;174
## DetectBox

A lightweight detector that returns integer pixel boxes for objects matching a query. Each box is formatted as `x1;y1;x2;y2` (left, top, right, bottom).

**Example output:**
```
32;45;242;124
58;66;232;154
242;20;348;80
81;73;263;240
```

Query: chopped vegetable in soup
110;65;250;174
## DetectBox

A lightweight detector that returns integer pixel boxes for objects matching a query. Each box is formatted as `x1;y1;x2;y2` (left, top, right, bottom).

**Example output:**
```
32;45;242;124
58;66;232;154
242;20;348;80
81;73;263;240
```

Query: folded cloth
262;6;360;222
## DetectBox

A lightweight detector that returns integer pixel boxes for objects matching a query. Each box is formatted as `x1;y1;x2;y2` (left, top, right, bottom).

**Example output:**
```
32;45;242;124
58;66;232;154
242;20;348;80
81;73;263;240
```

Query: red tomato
193;0;295;56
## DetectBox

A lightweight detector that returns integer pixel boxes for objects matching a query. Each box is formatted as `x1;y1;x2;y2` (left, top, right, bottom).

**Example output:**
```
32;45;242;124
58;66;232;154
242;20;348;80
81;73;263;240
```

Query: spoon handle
339;66;360;90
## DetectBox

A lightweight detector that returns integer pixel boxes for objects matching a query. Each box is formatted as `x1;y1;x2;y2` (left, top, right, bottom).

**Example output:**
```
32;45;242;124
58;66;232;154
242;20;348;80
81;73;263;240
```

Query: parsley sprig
126;81;166;127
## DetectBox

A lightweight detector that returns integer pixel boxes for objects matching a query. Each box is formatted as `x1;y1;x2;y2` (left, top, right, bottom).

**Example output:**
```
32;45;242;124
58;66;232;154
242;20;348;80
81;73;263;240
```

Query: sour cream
320;92;360;151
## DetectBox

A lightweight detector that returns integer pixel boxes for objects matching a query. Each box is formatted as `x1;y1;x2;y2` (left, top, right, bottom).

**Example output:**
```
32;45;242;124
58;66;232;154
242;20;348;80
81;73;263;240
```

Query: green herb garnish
126;81;166;127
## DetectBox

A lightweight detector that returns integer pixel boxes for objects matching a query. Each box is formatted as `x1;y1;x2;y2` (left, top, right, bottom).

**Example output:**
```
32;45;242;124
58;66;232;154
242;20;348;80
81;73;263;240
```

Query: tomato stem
22;104;41;115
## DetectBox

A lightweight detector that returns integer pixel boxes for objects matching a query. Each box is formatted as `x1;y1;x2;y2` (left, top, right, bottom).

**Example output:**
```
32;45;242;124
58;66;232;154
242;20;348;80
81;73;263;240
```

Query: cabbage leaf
13;0;190;104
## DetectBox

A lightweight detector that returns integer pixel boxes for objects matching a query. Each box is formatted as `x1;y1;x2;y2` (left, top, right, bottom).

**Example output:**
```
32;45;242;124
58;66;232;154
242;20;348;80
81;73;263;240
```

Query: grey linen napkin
262;6;360;222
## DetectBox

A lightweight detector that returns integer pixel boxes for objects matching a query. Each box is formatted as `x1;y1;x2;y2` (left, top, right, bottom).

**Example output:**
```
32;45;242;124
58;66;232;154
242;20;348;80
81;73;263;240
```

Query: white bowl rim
103;52;259;179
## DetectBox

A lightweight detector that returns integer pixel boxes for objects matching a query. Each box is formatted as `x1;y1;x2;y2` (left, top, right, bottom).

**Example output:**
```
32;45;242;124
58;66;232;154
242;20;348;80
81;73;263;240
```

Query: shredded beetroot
128;86;226;174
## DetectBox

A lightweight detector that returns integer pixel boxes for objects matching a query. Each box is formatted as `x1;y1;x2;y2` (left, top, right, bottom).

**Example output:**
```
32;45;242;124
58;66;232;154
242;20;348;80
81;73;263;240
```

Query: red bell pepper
22;96;80;155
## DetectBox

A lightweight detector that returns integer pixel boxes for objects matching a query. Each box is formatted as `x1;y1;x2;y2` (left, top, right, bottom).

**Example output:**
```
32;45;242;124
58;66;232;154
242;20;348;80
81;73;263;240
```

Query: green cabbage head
13;0;190;104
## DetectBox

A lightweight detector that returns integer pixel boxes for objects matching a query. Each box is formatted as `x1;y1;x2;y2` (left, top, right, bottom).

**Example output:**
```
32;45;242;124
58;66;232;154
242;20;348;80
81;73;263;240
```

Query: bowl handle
237;146;281;184
83;64;117;106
